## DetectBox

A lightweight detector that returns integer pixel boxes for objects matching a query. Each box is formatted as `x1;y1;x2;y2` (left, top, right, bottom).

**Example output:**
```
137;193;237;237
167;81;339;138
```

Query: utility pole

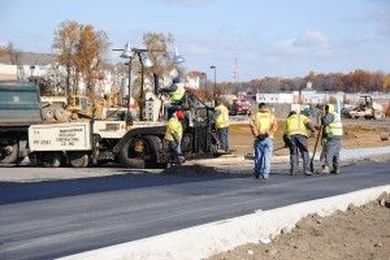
210;65;217;98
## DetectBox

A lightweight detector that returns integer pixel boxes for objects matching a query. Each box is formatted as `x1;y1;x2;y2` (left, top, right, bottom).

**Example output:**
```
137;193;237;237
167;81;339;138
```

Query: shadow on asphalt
0;165;247;205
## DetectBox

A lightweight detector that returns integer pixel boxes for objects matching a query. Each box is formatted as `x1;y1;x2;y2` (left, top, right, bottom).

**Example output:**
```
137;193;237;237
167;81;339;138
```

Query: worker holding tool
249;103;278;180
320;104;343;174
283;109;316;176
214;99;230;153
164;110;185;166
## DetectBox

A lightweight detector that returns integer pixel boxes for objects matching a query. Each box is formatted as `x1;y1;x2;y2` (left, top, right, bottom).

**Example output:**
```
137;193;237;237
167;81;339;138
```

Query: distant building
185;71;206;89
0;63;17;80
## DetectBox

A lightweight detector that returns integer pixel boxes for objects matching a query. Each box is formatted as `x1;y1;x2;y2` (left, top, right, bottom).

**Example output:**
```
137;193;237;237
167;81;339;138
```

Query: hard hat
172;76;180;84
175;110;185;120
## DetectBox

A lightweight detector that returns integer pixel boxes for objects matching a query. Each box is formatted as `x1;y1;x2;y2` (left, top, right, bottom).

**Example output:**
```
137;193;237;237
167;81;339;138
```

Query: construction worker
164;110;185;166
283;110;316;176
160;76;186;119
321;103;343;174
249;103;278;180
214;99;230;152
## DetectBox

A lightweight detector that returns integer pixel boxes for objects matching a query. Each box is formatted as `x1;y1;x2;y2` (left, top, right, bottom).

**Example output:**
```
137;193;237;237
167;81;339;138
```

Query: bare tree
7;43;22;65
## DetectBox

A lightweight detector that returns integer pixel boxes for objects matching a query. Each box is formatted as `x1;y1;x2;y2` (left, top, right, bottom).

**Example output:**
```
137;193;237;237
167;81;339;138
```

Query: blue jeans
217;127;229;151
254;137;273;179
168;140;182;164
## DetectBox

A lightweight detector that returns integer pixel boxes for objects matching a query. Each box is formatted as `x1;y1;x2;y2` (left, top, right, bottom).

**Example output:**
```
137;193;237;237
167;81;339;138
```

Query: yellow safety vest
164;117;183;142
325;112;343;138
285;114;311;138
171;83;185;102
254;111;275;139
215;104;229;129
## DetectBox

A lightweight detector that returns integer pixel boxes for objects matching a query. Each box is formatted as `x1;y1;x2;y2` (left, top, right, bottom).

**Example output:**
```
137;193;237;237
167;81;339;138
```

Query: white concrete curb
59;185;390;260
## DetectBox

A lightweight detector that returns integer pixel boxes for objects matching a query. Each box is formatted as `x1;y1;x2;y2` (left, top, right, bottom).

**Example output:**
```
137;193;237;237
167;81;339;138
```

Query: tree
143;32;176;76
0;44;8;57
7;43;22;65
53;21;109;98
75;24;109;92
53;21;81;96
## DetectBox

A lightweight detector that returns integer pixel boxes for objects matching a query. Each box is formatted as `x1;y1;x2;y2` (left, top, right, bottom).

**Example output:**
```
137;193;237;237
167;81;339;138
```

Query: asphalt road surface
0;161;389;260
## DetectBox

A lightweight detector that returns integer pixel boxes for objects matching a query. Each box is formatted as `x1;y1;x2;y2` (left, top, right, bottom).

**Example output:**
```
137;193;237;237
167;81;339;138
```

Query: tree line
215;70;390;95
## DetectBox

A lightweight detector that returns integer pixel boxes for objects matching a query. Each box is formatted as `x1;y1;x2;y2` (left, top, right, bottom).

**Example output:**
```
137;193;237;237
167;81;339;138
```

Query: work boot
331;168;340;175
304;169;313;176
321;165;330;174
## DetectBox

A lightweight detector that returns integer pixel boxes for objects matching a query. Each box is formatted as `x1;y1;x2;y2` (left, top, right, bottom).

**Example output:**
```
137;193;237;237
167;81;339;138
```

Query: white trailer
29;121;93;167
27;120;168;167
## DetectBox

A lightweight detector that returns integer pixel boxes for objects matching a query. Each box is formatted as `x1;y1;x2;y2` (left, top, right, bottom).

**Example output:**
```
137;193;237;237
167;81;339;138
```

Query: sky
0;0;389;81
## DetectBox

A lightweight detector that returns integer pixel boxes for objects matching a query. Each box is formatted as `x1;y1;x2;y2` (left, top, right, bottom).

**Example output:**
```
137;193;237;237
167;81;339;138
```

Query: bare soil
210;196;390;260
229;118;390;156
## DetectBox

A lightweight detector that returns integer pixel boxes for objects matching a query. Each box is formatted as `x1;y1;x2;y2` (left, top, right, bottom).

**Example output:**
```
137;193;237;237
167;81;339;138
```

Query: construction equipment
347;95;385;120
1;81;222;168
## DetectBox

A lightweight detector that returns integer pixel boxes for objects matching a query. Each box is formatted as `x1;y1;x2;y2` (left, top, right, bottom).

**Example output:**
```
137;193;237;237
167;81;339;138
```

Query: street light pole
125;57;133;122
133;50;147;121
210;65;217;98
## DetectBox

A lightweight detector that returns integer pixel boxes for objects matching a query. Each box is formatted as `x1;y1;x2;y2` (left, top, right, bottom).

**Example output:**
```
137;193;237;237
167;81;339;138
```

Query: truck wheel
0;144;19;164
29;153;42;166
42;107;55;121
54;107;67;121
41;152;62;167
118;136;161;169
68;152;89;167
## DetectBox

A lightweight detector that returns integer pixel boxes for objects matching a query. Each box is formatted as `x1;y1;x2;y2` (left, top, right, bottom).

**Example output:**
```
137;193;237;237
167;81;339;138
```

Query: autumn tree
0;44;8;57
53;21;109;97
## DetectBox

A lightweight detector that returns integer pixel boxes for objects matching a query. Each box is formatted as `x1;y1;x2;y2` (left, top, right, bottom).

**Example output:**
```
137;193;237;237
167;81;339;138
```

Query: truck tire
68;152;89;167
0;144;19;164
42;107;55;121
118;135;161;169
41;152;62;167
54;107;67;121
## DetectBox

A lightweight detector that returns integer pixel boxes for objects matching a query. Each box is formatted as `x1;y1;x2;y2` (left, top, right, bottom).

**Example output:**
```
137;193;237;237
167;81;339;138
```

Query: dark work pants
288;134;310;174
323;137;341;170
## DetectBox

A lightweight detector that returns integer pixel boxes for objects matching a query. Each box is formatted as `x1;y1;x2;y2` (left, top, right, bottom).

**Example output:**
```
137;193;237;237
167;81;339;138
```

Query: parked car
229;100;252;116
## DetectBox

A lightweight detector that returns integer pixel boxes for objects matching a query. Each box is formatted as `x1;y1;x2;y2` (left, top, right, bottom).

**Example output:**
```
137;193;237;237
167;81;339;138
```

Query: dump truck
0;81;220;168
0;82;42;164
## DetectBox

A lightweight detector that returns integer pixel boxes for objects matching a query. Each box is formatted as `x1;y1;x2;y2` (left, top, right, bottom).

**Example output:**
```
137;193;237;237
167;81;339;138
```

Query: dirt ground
210;195;390;260
229;118;390;156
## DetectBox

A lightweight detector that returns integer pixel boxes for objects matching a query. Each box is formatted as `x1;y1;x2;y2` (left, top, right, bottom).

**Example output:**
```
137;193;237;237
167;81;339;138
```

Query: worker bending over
283;109;315;176
249;103;278;180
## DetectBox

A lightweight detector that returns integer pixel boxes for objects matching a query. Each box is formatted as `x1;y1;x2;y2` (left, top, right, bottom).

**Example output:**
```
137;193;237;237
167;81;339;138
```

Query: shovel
310;126;323;172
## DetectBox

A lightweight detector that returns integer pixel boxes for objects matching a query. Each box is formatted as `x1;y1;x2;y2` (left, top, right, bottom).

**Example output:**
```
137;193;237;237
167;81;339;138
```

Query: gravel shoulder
210;196;390;260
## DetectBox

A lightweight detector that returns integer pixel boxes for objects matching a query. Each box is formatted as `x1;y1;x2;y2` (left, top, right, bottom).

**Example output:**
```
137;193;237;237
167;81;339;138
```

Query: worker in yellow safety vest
249;103;278;180
214;99;230;153
283;109;316;176
320;103;343;174
164;110;185;166
160;76;186;119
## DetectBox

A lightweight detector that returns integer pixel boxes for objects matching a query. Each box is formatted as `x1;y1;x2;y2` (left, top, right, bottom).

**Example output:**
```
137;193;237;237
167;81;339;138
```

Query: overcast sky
0;0;389;81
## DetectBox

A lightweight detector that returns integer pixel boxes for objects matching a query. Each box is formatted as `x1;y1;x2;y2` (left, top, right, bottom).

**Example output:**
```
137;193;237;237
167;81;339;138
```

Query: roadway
0;161;389;259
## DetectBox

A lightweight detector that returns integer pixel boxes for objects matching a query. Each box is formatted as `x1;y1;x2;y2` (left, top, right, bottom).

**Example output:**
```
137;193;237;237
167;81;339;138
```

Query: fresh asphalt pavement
0;161;389;260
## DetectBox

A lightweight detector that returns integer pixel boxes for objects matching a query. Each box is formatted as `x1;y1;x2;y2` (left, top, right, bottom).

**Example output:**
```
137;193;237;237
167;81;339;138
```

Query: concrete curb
59;185;390;260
